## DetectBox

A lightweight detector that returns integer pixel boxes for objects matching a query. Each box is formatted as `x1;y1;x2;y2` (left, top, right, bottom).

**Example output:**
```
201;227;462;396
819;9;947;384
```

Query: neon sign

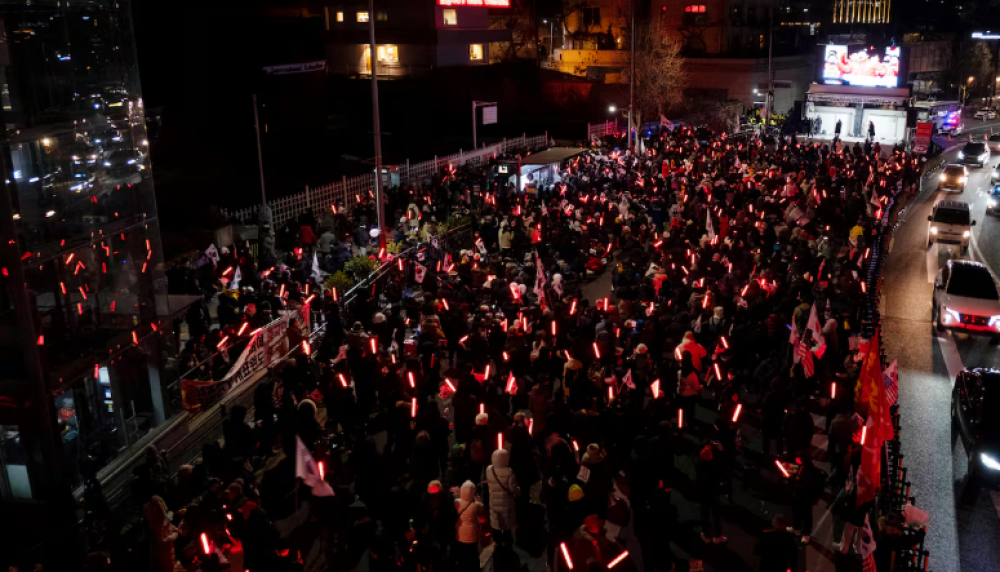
438;0;511;6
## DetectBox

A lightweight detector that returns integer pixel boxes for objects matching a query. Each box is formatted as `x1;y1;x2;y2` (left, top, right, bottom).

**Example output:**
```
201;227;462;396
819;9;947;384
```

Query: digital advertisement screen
821;45;901;88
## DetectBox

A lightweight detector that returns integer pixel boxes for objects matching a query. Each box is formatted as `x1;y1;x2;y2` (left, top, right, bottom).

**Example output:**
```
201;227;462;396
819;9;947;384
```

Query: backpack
470;438;487;465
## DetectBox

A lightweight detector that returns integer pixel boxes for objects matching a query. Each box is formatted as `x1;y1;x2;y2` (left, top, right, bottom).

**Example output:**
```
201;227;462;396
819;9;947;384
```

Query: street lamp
608;105;617;113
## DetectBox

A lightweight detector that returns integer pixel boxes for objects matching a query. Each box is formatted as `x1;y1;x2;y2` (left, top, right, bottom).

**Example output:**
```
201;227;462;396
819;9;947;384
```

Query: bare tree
489;0;537;63
620;22;687;132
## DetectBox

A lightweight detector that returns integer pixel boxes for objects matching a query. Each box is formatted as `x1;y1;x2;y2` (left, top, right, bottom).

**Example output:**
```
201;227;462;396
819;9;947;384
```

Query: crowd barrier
863;164;932;571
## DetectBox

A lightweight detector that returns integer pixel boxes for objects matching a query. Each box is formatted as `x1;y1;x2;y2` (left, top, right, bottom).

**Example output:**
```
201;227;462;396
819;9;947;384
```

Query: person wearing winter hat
453;481;484;570
486;448;521;543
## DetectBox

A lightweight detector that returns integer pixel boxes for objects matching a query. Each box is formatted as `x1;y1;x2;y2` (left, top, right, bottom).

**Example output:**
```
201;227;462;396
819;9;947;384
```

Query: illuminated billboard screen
437;0;511;6
821;45;901;88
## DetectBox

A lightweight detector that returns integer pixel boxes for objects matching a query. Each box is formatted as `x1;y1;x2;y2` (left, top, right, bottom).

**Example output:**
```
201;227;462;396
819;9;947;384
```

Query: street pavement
880;142;1000;572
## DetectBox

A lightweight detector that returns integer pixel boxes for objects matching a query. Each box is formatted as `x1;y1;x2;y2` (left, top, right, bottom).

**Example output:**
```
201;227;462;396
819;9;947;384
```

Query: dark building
0;0;176;565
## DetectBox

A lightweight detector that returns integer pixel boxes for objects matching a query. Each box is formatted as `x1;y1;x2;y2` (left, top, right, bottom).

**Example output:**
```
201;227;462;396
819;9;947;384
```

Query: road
881;141;1000;572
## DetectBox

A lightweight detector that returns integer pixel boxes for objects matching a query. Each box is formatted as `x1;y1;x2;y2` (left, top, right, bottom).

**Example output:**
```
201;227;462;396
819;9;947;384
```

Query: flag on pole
622;369;635;390
204;244;220;265
230;267;241;290
806;303;825;347
706;210;715;240
884;359;898;406
414;263;427;284
856;330;884;506
858;514;877;559
295;436;335;497
797;340;815;378
312;253;327;283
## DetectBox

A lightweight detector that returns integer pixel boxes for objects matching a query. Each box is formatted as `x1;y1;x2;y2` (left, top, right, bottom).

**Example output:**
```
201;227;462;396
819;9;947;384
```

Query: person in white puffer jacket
453;480;484;569
486;448;521;540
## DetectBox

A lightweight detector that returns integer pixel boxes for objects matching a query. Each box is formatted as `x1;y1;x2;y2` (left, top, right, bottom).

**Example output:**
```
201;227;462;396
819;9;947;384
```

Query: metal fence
230;133;551;229
587;119;619;141
863;167;932;572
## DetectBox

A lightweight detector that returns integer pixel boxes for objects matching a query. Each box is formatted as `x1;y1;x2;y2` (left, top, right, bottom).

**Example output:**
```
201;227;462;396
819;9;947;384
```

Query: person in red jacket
299;224;318;253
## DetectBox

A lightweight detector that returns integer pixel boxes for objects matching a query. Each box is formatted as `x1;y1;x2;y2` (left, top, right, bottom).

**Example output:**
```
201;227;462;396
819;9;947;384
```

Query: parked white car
976;108;999;120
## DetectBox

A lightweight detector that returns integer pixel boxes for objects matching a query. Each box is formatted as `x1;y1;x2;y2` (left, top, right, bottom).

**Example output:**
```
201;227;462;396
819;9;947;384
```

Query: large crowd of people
71;127;932;572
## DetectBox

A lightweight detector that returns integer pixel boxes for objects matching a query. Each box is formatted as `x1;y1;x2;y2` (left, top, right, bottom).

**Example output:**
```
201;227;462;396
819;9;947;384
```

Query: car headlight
944;307;961;323
989;199;997;207
964;230;972;238
940;174;947;181
981;453;1000;471
959;151;965;158
103;161;111;167
990;315;1000;328
960;177;968;183
930;226;938;234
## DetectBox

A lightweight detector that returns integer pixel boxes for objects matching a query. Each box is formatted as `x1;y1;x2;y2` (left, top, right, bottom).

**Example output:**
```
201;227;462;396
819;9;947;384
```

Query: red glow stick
237;322;248;336
339;373;348;387
200;533;211;555
831;382;837;399
318;461;324;480
411;397;417;418
497;433;503;451
651;379;660;398
503;351;509;361
444;378;456;392
732;403;742;423
861;425;867;445
714;363;722;382
775;460;790;478
217;336;229;349
720;336;729;349
570;299;577;315
442;299;449;311
36;335;44;346
572;440;579;451
678;408;684;428
607;550;629;568
485;364;491;379
560;542;574;570
528;417;534;435
593;342;601;359
608;386;614;401
132;331;138;345
302;340;311;355
551;321;557;336
480;403;485;415
408;372;415;388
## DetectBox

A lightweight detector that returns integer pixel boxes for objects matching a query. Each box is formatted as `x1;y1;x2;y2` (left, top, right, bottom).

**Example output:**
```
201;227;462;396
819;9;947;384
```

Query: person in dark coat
695;442;726;544
754;514;799;572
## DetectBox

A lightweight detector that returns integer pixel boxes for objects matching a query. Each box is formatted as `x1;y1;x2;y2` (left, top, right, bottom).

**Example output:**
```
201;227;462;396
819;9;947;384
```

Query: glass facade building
0;1;174;563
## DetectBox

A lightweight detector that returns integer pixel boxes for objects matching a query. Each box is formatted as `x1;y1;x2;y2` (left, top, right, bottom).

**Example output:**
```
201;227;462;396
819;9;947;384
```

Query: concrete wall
683;55;814;112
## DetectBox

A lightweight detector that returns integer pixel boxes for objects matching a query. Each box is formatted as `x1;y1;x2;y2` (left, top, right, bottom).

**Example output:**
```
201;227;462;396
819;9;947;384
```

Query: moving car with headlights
928;201;974;250
993;163;1000;182
938;164;968;192
952;368;1000;490
960;142;990;168
933;259;998;337
975;108;998;120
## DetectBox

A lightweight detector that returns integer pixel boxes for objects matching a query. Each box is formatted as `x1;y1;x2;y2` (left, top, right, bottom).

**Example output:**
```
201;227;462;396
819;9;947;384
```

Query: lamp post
368;0;386;249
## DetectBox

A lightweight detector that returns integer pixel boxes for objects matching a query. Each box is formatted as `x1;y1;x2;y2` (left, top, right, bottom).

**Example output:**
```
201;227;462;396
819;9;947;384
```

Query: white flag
205;243;220;265
230;267;241;290
806;303;825;347
706;210;715;240
623;369;635;390
414;263;427;284
858;514;877;559
311;252;327;282
295;436;335;497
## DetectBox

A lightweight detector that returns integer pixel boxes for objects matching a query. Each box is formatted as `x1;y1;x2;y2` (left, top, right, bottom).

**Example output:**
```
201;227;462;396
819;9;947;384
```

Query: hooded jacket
454;480;484;544
486;448;521;530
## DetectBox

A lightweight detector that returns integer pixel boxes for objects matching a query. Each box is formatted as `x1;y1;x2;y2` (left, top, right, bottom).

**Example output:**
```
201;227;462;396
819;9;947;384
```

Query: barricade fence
230;133;550;229
863;163;931;572
587;119;619;141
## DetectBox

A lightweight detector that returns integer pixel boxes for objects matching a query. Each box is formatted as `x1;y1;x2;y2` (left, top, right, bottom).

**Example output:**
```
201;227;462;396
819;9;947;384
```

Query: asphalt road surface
881;144;1000;572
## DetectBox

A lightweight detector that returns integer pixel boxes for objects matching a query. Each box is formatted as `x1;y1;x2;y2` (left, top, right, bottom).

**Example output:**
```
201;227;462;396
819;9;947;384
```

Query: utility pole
628;0;635;152
765;10;774;130
252;94;267;206
368;0;386;249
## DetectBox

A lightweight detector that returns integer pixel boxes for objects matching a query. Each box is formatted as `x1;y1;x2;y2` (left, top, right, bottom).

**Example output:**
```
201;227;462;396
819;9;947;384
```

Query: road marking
969;221;992;273
935;333;966;381
927;245;939;284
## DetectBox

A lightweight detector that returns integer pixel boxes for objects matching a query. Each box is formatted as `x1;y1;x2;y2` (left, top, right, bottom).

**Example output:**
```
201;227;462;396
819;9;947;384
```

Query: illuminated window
337;11;344;22
357;11;369;22
377;45;399;63
684;5;707;13
470;44;483;61
443;9;458;25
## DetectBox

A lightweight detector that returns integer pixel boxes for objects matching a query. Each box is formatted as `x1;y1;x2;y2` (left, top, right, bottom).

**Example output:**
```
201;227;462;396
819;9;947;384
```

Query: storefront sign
914;121;932;154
